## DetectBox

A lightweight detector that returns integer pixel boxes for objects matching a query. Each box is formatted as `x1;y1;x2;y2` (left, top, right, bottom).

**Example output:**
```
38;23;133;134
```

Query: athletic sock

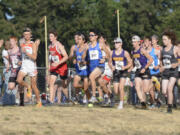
20;92;24;106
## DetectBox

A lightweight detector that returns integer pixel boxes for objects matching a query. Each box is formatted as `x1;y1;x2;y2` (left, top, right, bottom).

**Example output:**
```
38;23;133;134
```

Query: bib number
163;58;171;69
51;55;60;63
134;59;141;69
12;57;19;68
77;63;87;70
115;61;124;70
89;50;99;60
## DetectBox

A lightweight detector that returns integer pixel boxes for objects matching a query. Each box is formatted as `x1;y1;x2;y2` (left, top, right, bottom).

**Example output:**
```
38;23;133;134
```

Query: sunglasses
89;34;96;37
115;42;121;44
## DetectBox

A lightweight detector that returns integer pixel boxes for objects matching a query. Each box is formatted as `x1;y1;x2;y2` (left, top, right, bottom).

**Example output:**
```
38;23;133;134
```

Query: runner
109;37;132;109
131;35;153;109
160;30;179;113
48;30;68;104
73;33;90;103
16;27;42;107
8;36;23;105
82;29;110;103
144;37;161;108
97;34;113;104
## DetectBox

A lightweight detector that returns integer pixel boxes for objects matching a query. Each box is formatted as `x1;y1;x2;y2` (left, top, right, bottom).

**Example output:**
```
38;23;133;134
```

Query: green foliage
0;0;179;66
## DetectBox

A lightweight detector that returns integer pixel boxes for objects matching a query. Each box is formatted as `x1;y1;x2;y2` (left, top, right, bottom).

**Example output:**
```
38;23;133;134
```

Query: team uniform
112;50;128;82
88;42;104;73
8;47;21;83
132;48;150;79
49;43;68;79
20;42;38;76
161;46;178;79
75;45;88;78
149;48;160;77
102;51;112;83
178;56;180;78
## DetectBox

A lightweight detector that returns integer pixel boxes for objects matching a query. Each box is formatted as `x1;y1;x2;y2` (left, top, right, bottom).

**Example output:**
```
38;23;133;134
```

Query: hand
35;39;40;46
171;63;177;69
154;66;159;70
18;61;22;66
140;68;145;74
73;59;76;64
21;47;26;53
112;66;115;71
99;59;105;64
160;66;164;72
0;39;4;48
51;62;59;67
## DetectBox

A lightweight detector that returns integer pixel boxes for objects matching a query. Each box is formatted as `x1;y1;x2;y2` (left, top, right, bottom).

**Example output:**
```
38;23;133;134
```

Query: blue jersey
149;48;160;75
75;47;88;77
88;42;104;73
112;50;127;71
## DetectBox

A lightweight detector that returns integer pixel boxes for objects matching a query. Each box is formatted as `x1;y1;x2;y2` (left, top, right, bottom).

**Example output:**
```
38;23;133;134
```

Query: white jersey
2;49;9;67
102;51;112;77
20;41;37;76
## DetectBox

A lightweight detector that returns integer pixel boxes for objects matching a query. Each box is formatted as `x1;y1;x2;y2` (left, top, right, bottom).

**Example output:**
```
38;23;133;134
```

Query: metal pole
117;9;120;37
44;16;49;93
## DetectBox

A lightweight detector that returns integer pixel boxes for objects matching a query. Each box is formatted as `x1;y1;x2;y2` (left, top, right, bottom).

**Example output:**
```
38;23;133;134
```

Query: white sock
119;101;123;108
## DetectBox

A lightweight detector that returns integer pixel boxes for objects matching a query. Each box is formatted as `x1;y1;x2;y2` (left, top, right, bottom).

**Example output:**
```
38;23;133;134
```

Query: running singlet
49;44;68;76
21;42;34;61
75;47;88;76
8;47;21;77
102;51;112;77
132;48;147;70
112;50;127;71
178;56;180;72
149;48;160;75
88;42;104;72
162;46;177;70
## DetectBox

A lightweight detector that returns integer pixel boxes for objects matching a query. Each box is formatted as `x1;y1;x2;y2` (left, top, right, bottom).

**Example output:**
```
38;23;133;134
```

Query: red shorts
103;75;111;83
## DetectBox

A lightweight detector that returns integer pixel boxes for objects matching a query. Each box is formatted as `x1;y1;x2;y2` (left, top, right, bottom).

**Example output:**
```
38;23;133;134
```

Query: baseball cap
132;35;140;42
114;37;122;43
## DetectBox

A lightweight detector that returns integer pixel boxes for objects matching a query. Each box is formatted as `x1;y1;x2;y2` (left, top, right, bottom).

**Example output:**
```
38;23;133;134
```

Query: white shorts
20;60;37;77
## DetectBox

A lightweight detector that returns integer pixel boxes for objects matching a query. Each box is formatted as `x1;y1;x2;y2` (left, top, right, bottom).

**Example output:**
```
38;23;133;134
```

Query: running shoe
26;86;32;98
36;102;42;107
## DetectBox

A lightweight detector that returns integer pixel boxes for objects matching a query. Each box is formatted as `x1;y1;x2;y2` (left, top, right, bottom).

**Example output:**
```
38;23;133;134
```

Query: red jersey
49;44;68;76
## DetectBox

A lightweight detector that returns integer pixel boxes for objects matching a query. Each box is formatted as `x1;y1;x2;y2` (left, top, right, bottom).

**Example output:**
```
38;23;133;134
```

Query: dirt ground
0;105;180;135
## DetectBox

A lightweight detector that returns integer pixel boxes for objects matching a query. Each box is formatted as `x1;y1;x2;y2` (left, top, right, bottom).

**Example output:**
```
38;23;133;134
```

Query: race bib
12;57;19;68
77;63;87;70
89;50;99;60
51;55;60;63
115;61;124;70
149;61;155;69
163;58;171;69
134;59;141;69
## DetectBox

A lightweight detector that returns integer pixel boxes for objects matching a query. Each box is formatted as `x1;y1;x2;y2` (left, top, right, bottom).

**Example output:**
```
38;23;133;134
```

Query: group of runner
0;28;180;113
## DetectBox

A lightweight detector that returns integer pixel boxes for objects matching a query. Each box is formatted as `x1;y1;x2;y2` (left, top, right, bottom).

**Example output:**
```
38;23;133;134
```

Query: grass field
0;105;180;135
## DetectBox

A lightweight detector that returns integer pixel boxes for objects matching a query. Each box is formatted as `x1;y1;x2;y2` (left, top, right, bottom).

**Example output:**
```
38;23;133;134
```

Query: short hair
89;29;99;36
143;36;151;41
78;33;85;41
151;34;159;41
162;30;177;45
49;29;58;37
23;27;32;33
10;36;18;41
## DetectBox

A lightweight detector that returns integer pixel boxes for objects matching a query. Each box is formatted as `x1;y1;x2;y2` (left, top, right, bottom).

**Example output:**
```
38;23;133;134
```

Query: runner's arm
124;51;132;70
141;48;153;69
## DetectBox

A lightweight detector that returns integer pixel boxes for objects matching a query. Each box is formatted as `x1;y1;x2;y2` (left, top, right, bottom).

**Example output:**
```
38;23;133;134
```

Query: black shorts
9;77;17;83
135;69;150;80
150;73;161;78
113;70;128;83
50;71;67;80
162;69;178;80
